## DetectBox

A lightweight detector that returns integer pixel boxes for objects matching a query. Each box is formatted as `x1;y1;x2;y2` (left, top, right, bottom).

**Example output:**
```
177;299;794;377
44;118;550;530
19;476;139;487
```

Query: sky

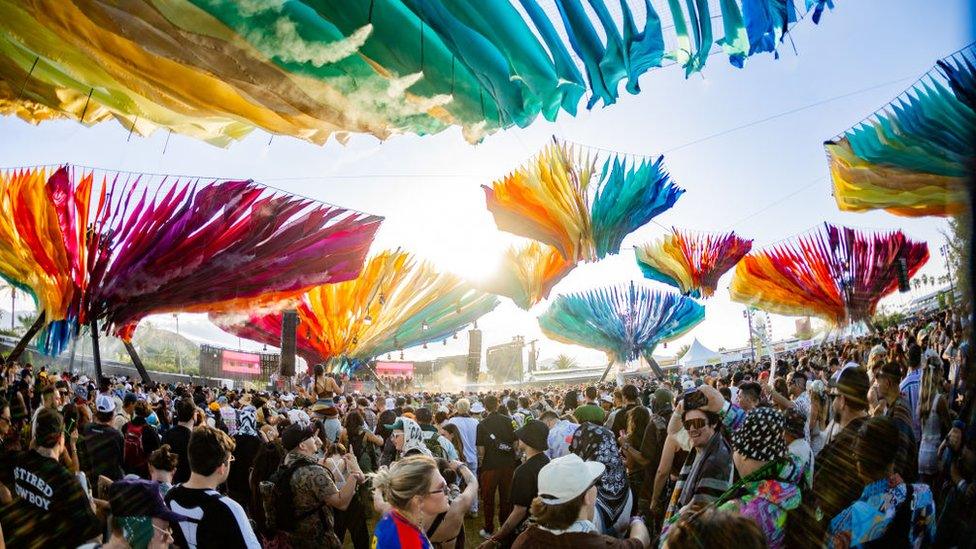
0;0;972;370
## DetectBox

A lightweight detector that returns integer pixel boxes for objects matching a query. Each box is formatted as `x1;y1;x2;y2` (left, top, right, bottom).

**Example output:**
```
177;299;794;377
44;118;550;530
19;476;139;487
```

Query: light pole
743;308;756;364
173;313;182;374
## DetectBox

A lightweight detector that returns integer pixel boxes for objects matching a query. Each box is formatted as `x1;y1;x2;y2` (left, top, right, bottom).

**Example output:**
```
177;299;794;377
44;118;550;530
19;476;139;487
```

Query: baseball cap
109;478;190;522
96;394;117;413
537;454;605;505
281;423;316;451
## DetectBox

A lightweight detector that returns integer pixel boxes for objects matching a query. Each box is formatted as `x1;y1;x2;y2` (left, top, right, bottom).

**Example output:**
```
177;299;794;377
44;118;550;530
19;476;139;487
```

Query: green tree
673;344;691;360
553;354;578;370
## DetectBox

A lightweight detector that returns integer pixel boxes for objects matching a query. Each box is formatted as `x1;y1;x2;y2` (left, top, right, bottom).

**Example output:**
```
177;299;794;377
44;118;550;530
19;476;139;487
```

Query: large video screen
221;350;262;375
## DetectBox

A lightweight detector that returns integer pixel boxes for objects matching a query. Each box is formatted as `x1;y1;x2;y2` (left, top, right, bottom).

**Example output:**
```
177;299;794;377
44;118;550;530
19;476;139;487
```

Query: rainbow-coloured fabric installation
0;1;835;145
481;242;576;310
825;46;974;217
484;139;683;263
538;282;704;363
729;223;929;325
212;250;498;369
635;229;753;298
0;166;381;354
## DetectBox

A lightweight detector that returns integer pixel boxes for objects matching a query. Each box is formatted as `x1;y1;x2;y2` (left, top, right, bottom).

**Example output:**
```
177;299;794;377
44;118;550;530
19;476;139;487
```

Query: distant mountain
103;321;200;374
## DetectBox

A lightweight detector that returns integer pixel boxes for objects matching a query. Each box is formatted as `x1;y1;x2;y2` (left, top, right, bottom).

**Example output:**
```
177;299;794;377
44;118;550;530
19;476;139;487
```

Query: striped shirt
899;369;922;440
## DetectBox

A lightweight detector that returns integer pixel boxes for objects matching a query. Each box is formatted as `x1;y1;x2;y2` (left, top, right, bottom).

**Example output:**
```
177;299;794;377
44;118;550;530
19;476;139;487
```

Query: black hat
730;407;787;462
830;366;869;407
281;423;316;451
514;420;549;451
109;478;190;522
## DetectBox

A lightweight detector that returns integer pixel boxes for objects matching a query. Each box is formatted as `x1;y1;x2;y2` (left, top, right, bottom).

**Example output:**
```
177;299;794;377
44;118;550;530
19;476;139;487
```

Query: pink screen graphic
222;350;262;375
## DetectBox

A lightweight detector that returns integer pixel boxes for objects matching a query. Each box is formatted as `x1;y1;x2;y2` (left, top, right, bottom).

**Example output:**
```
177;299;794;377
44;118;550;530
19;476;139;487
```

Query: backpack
422;430;449;460
260;461;329;535
123;422;148;473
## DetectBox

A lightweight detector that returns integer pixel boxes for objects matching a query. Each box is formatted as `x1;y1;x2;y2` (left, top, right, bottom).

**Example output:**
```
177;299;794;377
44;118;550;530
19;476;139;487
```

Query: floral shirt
717;479;801;549
827;474;935;548
546;419;578;460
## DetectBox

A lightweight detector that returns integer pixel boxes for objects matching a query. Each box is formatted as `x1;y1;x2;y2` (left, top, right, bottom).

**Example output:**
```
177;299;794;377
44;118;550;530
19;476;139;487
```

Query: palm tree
553;354;578;370
674;344;691;359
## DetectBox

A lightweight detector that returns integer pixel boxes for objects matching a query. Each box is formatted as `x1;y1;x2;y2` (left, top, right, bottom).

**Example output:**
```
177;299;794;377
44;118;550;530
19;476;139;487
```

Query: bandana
238;406;258;437
398;417;431;457
731;407;787;462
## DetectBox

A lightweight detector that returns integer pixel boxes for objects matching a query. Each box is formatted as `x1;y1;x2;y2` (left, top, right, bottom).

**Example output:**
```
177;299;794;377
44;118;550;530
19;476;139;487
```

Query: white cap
280;392;295;402
78;375;90;385
681;379;695;391
537;453;605;505
470;401;485;414
96;394;116;413
385;397;395;410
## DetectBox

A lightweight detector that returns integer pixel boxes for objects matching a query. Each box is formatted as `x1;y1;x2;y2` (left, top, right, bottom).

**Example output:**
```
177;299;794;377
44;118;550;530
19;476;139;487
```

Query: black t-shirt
611;403;640;436
79;422;125;486
476;412;517;470
165;485;261;548
3;449;101;548
0;438;15;490
162;424;192;484
509;452;550;509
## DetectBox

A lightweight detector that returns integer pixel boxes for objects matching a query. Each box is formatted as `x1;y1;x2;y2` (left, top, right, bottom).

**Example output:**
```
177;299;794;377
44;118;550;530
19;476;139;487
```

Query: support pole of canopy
598;359;614;382
90;319;103;382
7;311;46;364
646;356;665;379
123;340;153;385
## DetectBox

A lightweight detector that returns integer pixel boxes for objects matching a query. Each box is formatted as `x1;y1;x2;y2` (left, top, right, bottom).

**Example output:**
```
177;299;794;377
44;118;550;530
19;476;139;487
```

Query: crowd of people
0;304;974;548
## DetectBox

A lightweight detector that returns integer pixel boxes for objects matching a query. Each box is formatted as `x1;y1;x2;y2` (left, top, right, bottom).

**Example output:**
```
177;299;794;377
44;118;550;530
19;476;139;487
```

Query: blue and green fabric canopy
0;0;837;145
538;282;705;363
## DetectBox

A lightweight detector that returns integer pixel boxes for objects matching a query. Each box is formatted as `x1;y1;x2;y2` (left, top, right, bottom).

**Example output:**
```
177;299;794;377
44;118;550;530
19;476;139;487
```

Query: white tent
679;338;722;369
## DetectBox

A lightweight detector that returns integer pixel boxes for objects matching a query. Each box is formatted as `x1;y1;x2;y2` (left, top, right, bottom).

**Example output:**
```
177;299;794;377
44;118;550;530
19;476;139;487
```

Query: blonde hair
918;362;942;423
455;398;471;415
369;455;438;510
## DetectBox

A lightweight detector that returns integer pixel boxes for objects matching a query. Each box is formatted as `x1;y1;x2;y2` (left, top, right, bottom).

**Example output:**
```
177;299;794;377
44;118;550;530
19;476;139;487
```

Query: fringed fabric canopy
481;241;577;310
0;166;381;354
484;139;683;263
538;281;704;363
729;222;928;324
212;249;499;369
0;0;835;145
825;44;974;217
635;228;753;297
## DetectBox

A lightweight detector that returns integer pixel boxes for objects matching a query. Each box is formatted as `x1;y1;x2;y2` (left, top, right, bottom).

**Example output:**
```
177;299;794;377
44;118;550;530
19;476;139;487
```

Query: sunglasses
152;524;173;538
683;418;707;431
428;483;449;496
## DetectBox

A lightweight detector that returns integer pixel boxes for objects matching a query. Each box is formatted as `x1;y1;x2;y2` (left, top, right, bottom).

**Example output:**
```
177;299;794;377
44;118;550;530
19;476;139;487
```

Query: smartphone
682;388;707;411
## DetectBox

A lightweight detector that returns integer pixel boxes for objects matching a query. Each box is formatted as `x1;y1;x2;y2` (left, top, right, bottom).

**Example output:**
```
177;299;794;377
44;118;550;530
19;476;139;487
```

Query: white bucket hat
537;453;605;505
